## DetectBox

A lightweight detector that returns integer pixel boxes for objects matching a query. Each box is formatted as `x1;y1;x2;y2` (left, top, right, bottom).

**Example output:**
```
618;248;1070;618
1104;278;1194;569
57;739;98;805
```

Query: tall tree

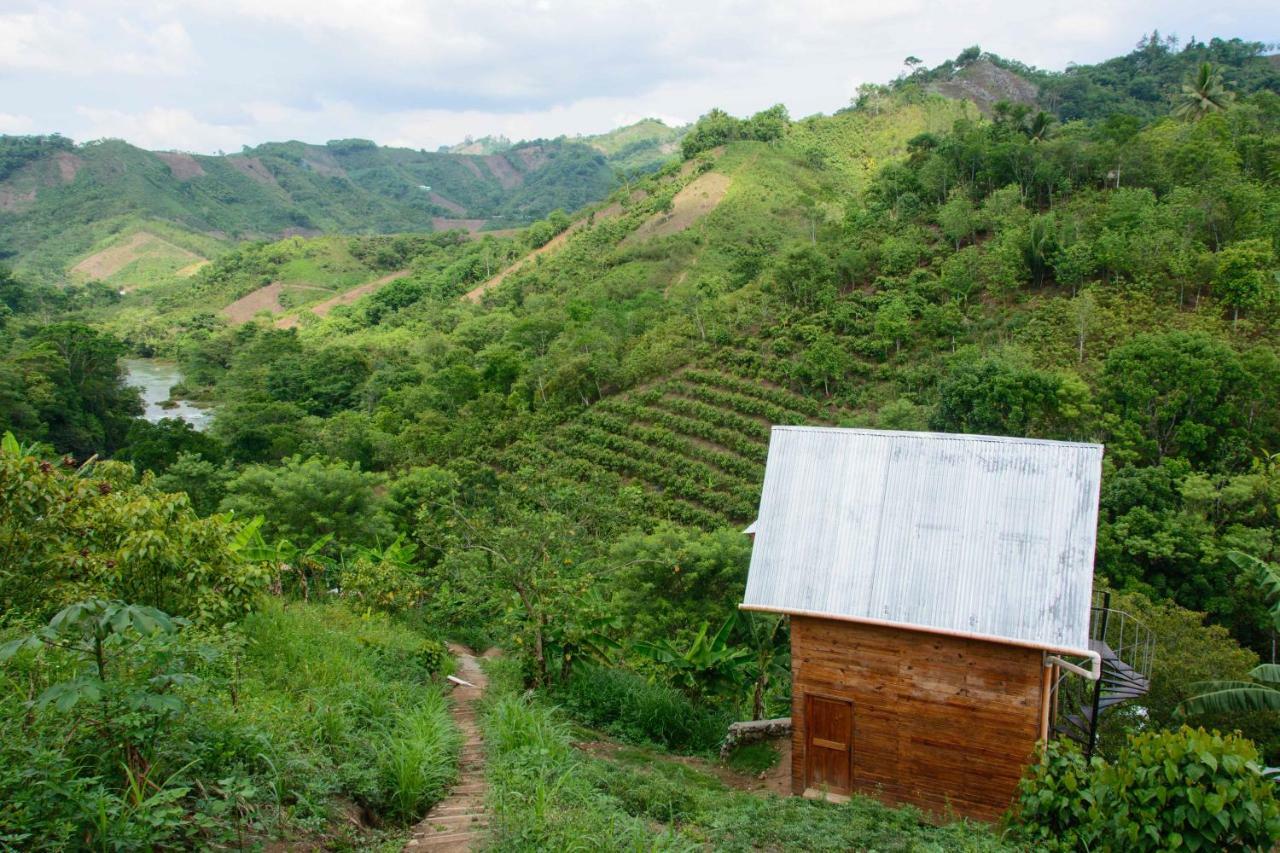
1172;62;1235;120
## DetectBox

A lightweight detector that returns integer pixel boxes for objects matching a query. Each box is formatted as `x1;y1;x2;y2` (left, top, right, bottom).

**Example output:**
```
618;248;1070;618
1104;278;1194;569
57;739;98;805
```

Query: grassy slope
481;660;1011;851
0;600;458;849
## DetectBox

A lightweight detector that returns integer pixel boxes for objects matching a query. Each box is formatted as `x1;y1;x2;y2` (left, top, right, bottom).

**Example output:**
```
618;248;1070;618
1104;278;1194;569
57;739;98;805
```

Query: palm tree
1172;62;1235;120
1179;552;1280;714
1026;111;1056;143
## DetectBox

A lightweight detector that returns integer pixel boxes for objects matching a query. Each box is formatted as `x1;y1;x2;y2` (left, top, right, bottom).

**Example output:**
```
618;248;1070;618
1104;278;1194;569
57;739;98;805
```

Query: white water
123;358;214;432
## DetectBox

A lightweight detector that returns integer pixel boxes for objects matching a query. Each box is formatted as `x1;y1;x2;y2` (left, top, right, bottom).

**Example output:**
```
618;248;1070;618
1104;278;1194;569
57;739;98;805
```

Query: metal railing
1049;590;1156;757
1089;590;1155;681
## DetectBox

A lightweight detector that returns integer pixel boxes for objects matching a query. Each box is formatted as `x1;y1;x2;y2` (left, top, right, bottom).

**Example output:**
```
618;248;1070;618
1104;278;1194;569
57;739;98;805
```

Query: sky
0;0;1276;154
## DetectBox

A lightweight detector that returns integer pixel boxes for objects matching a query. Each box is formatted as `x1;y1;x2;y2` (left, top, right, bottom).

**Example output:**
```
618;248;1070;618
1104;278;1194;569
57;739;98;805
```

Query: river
123;358;214;432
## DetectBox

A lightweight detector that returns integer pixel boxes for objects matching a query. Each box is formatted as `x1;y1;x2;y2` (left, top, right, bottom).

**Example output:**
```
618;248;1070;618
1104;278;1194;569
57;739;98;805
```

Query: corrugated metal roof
741;427;1103;654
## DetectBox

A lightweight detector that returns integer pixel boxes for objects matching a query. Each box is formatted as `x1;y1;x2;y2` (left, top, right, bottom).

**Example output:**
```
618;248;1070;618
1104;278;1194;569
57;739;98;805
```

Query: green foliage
931;352;1089;438
0;134;622;284
554;665;729;753
219;455;391;550
1174;62;1237;120
681;105;791;159
0;321;142;457
1015;729;1280;851
0;599;454;848
1097;591;1276;757
724;742;779;775
0;434;268;622
608;524;751;645
340;535;426;611
488;674;1010;850
118;417;225;474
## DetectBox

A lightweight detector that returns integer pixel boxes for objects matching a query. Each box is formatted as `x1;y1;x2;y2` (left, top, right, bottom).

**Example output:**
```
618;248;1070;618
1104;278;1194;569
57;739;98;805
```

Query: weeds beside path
405;645;494;852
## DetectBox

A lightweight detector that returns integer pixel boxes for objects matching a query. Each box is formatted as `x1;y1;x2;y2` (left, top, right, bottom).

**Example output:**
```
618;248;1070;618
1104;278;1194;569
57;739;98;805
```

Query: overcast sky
1;1;1276;153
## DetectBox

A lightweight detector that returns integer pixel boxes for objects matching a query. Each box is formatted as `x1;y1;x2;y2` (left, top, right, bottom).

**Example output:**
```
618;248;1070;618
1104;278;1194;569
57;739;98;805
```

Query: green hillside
2;34;1280;850
0;133;631;286
580;118;688;173
903;34;1280;122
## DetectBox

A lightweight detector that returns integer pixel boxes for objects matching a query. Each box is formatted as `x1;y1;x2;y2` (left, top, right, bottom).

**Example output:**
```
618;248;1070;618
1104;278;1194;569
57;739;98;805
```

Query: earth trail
404;645;492;852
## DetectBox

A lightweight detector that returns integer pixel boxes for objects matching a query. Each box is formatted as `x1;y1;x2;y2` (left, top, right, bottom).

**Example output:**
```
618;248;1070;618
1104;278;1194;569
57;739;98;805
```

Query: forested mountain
0;133;630;287
2;34;1280;850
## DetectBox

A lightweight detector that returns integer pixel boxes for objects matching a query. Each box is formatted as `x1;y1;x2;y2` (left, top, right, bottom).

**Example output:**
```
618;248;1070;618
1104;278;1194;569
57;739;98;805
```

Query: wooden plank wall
790;616;1045;822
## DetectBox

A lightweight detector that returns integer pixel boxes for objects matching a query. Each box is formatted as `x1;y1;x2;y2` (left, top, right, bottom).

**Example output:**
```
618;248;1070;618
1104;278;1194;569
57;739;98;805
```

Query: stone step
430;803;486;817
420;814;488;831
411;830;484;845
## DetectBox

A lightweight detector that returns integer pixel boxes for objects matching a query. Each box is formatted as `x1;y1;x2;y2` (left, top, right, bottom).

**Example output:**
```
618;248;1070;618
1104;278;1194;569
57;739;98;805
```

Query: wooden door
805;694;853;795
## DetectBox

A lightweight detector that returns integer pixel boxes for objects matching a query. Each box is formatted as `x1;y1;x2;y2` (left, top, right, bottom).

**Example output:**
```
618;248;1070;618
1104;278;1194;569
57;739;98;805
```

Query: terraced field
497;360;841;529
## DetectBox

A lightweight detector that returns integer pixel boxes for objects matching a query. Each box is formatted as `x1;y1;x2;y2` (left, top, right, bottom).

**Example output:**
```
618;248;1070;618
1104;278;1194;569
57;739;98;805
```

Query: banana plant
228;515;334;599
1179;552;1280;715
632;614;752;701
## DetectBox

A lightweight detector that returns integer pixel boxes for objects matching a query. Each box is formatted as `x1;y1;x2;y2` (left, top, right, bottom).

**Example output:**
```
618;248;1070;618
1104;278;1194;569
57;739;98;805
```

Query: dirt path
405;645;491;852
222;282;328;325
274;270;411;328
462;201;624;303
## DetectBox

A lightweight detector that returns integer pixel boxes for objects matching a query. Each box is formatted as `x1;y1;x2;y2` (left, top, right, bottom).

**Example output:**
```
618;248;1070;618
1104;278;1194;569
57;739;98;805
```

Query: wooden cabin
741;427;1104;822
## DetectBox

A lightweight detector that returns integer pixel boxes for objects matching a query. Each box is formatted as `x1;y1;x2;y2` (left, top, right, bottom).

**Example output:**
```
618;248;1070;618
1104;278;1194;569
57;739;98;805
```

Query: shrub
1015;728;1280;851
552;665;729;753
0;600;455;849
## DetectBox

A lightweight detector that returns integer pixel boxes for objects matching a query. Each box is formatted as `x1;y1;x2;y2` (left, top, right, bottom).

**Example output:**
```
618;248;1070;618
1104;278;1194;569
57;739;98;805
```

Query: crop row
682;368;829;419
645;394;774;444
558;422;757;499
661;380;811;426
578;409;763;481
498;442;730;530
550;429;758;520
592;398;768;464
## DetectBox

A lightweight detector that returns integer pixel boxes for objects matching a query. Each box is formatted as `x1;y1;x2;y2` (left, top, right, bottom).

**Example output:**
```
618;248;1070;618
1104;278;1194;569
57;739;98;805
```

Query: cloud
0;113;36;134
1;0;1277;153
0;3;194;75
1051;14;1115;42
74;107;246;152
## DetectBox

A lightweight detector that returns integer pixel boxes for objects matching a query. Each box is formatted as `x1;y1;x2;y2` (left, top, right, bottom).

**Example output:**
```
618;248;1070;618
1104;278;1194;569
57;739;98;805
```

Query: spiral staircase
1051;592;1155;758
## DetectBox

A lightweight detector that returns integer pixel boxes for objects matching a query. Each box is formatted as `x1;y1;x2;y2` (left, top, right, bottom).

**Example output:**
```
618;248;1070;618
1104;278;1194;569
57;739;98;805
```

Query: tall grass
0;599;459;848
482;673;695;851
376;693;461;823
553;664;729;754
483;659;1014;851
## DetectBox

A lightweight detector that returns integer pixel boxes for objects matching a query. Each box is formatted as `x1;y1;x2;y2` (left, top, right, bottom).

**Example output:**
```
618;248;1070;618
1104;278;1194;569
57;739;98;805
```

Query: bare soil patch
463;201;629;302
71;232;204;281
223;282;289;324
174;260;211;278
512;145;548;171
274;269;412;328
463;227;521;241
460;158;485;180
222;282;327;325
228;156;279;187
54;152;82;183
155;152;205;180
310;269;411;317
301;151;346;178
429;192;467;215
623;171;731;245
483;154;522;189
927;59;1038;117
0;188;36;212
433;218;487;233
